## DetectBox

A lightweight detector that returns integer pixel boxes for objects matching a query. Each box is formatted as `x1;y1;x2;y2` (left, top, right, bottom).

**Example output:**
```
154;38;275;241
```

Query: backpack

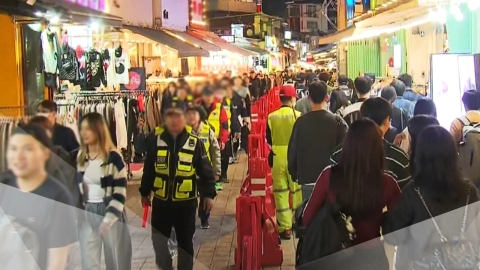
0;179;40;269
296;185;355;269
414;186;479;270
457;117;480;185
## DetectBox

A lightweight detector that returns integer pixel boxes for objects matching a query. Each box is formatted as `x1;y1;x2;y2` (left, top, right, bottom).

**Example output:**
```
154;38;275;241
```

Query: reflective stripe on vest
187;124;212;161
207;103;222;137
267;107;301;147
153;128;199;201
223;98;232;133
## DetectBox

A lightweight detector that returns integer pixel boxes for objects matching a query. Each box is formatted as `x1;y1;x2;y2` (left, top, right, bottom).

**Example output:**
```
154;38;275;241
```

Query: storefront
321;3;441;80
0;0;124;115
445;4;480;54
189;29;254;75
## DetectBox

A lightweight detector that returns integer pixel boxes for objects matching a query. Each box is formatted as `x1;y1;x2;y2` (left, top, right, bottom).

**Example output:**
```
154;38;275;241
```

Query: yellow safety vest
186;123;212;162
222;98;232;133
172;95;194;108
207;103;222;137
153;127;198;201
267;107;301;148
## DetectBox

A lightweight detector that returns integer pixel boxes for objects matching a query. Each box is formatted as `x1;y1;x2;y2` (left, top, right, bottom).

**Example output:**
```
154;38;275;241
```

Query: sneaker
215;182;223;191
200;220;210;229
279;230;292;240
229;157;235;164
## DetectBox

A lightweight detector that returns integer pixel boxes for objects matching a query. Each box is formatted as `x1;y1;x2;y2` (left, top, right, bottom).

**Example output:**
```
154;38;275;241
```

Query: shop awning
189;29;256;57
164;30;221;52
308;44;336;55
319;6;432;44
123;25;210;58
319;27;356;45
235;43;269;55
345;6;432;42
36;0;123;27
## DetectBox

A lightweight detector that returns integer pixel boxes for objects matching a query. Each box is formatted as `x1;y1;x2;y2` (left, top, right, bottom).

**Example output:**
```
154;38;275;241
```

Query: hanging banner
190;0;206;27
121;68;146;91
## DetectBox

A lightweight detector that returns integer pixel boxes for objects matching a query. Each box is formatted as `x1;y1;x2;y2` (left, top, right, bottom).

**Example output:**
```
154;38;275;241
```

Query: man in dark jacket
248;71;261;100
381;86;410;133
37;100;79;157
139;108;216;270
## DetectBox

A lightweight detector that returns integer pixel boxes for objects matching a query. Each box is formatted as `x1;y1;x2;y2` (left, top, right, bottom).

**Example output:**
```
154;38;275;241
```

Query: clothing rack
54;90;148;180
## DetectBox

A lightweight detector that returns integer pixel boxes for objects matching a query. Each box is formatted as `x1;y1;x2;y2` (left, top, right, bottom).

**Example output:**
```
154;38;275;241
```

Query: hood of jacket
234;87;249;99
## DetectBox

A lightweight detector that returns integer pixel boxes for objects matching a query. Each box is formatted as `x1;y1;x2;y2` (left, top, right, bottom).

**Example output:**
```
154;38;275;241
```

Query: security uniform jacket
222;97;241;134
139;127;216;207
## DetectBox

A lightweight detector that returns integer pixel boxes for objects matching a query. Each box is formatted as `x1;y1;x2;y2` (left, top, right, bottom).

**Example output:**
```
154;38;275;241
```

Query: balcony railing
208;0;257;13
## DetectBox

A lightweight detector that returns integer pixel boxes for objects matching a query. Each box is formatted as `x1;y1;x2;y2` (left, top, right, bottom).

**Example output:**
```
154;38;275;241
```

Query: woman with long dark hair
329;89;349;115
302;119;401;269
77;112;132;270
384;125;479;268
407;115;439;173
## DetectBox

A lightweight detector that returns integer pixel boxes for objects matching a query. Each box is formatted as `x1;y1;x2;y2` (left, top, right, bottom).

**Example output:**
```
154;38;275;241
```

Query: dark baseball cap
338;75;349;85
203;86;214;96
164;107;185;117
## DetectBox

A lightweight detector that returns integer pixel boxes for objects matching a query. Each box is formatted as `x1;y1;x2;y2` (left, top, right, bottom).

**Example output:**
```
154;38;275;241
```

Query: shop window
289;6;300;17
307;21;318;30
306;5;317;17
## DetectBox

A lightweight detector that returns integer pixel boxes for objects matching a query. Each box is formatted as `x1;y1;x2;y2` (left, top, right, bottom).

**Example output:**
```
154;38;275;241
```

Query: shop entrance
18;21;44;109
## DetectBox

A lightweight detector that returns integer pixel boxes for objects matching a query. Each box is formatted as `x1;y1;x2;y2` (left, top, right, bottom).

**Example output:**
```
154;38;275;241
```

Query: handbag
414;187;479;270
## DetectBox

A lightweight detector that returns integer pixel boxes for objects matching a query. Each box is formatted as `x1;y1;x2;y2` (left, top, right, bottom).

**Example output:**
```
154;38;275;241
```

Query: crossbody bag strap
415;187;470;242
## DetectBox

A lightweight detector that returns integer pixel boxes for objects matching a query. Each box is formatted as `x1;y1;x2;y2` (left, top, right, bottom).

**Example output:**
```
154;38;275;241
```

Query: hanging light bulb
468;0;480;11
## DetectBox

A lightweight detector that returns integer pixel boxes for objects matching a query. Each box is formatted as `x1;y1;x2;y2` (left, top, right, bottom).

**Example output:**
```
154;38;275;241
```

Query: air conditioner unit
154;18;162;29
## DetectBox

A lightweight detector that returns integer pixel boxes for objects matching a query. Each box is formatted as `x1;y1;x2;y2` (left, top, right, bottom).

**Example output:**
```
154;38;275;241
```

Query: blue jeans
78;202;132;270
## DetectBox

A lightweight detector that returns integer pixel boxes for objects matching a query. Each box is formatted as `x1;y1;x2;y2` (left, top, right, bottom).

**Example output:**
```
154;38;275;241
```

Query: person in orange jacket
200;85;229;191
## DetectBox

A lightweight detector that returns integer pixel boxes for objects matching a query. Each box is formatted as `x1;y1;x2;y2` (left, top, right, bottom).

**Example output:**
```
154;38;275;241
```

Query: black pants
221;137;233;179
151;198;197;270
240;126;249;154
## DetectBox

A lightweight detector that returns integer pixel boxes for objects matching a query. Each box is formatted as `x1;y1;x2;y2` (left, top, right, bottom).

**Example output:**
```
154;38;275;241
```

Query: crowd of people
1;66;480;270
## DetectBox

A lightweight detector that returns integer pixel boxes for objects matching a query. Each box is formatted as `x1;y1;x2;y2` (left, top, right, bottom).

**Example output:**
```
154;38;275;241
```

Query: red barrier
235;196;262;270
236;87;284;268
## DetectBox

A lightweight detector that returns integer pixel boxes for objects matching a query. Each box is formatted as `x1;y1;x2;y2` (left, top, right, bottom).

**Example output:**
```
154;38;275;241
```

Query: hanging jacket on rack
59;44;80;82
85;49;106;89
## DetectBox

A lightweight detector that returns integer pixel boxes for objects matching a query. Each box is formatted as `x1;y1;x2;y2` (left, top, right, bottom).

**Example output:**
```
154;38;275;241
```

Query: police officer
265;85;303;240
186;106;221;229
139;108;216;270
172;87;194;111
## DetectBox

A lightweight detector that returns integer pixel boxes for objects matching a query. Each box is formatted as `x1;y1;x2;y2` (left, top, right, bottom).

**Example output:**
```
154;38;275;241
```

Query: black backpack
296;187;355;269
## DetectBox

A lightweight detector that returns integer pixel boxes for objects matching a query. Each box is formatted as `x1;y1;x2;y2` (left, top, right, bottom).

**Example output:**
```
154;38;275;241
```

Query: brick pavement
69;154;297;270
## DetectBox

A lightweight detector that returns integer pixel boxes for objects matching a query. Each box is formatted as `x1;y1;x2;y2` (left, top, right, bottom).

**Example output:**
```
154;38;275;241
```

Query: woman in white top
77;112;132;270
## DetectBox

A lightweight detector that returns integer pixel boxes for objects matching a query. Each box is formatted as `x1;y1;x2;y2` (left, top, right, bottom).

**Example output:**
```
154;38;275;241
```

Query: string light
468;0;480;11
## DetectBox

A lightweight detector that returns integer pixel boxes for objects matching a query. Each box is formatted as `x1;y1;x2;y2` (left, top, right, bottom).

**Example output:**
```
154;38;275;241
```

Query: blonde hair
78;112;117;167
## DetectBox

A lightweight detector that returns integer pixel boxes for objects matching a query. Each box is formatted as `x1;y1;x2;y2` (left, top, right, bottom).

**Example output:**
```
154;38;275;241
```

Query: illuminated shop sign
190;0;206;27
220;35;235;43
64;0;107;12
346;0;354;26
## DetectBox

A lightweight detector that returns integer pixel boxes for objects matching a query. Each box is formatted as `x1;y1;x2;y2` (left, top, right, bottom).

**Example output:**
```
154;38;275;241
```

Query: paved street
70;154;298;270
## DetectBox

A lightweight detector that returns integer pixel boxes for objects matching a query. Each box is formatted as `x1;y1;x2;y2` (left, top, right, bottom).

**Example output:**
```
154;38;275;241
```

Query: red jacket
202;100;229;144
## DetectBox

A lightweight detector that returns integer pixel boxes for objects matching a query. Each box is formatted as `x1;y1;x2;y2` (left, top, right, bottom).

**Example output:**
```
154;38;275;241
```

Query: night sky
262;0;323;18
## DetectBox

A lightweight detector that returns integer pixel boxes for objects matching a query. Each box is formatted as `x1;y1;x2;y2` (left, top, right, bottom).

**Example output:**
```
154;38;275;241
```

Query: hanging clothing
107;47;130;86
85;50;106;89
59;44;80;82
115;100;128;150
41;29;60;74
